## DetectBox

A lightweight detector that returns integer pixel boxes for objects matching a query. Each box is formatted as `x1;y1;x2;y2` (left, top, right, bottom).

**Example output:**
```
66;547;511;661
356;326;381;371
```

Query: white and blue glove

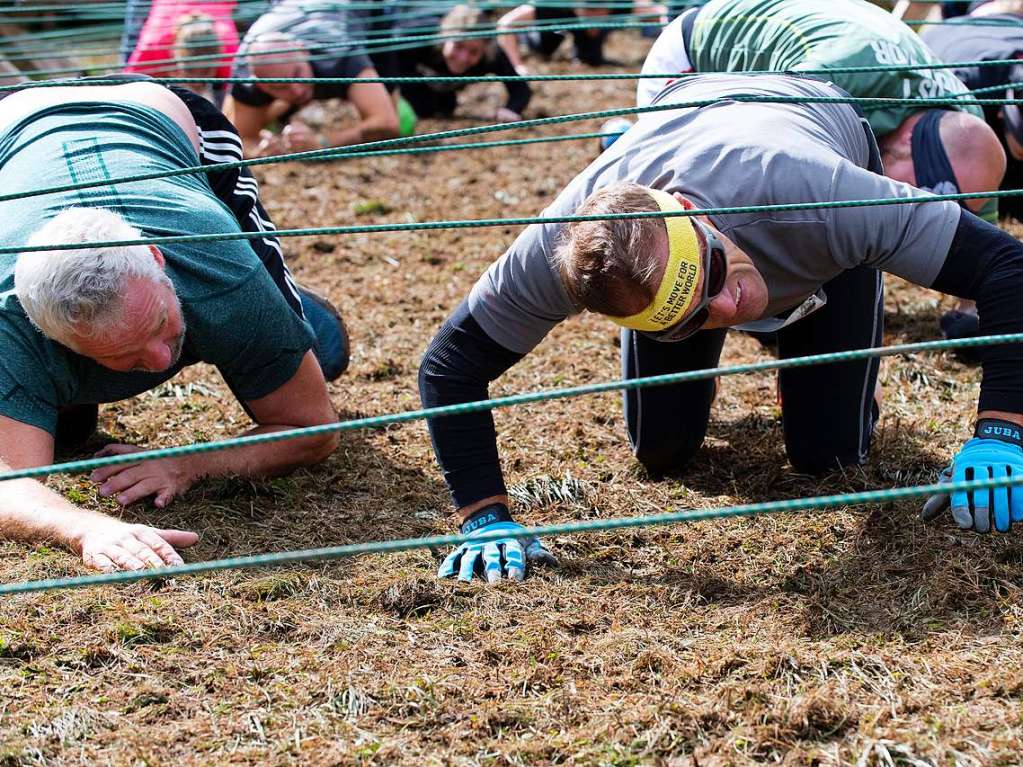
438;503;557;583
922;419;1023;533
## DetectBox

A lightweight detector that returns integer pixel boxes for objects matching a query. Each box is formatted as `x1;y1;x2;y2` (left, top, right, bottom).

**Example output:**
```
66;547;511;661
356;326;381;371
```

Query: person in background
222;0;400;157
497;1;667;73
892;0;975;23
374;4;532;124
639;0;1006;352
125;3;239;105
922;0;1023;222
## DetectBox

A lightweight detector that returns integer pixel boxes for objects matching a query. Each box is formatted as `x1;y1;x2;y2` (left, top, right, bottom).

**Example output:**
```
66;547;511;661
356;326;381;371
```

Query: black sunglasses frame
640;219;728;343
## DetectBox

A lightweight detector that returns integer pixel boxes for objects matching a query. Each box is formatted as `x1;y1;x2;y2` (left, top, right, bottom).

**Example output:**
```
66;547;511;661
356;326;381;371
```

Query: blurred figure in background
922;0;1023;221
124;2;239;105
497;1;667;73
373;4;532;123
222;0;399;157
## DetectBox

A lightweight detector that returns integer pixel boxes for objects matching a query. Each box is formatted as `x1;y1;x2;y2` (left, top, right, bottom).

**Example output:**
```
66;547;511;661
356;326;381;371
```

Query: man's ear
671;191;696;210
149;245;166;269
672;191;713;229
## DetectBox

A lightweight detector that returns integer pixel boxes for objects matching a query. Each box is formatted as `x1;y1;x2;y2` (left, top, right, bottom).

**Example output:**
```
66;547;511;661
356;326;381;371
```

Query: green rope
969;81;1022;96
0;333;1018;484
6;184;1021;257
2;471;1019;596
10;54;1023;88
0;92;1011;209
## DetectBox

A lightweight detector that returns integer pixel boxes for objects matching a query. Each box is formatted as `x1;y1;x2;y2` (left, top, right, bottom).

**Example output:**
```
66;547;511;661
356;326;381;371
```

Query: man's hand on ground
255;129;285;157
438;503;557;584
75;517;198;572
90;445;196;508
494;107;522;124
922;421;1023;532
281;120;319;152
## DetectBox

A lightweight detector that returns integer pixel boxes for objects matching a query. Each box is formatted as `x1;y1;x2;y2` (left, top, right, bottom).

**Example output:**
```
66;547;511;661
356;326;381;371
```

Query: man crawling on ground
0;79;349;572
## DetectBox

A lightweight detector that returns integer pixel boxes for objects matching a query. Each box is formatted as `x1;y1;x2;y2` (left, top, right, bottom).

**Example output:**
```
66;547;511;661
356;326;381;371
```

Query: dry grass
3;33;1023;766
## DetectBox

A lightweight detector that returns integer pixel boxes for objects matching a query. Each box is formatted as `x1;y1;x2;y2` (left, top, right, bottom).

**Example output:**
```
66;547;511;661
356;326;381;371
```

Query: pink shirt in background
125;0;239;78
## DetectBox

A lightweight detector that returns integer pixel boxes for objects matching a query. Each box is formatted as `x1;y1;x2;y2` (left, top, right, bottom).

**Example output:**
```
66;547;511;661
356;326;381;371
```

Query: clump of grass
509;473;593;509
232;573;308;602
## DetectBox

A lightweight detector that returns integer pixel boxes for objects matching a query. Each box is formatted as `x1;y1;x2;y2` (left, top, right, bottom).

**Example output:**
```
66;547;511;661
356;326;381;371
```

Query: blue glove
922;419;1023;533
438;504;557;584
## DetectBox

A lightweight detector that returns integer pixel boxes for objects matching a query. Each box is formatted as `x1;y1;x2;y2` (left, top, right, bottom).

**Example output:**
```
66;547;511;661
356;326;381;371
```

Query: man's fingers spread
107;547;147;571
118;535;162;568
116;478;164;506
91;462;140;485
135;545;166;569
96;467;145;497
157;529;200;549
134;529;183;566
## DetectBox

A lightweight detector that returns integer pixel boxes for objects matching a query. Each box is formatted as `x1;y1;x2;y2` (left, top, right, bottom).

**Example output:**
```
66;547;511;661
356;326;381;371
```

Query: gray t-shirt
468;74;962;354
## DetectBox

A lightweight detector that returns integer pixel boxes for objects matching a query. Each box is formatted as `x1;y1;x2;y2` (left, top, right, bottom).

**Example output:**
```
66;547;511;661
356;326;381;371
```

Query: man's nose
142;341;173;372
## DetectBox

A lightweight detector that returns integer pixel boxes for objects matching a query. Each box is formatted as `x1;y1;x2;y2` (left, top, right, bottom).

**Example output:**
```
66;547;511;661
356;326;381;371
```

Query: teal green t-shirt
0;101;315;434
688;0;983;138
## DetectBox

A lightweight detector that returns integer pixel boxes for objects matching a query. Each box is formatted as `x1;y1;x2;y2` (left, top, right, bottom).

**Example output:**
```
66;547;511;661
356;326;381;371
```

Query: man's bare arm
91;351;338;507
319;74;399;147
189;350;338;478
0;415;197;570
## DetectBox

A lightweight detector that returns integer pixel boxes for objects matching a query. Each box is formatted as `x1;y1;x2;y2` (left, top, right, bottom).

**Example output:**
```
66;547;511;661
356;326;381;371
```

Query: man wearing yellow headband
420;73;1023;585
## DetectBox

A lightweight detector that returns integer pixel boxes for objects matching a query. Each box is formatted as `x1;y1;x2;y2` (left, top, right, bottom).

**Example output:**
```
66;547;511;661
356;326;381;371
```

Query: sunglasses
641;219;728;343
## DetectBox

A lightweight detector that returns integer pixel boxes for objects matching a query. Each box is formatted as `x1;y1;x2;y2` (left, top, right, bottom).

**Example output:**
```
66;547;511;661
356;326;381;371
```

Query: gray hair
15;207;170;345
243;32;305;75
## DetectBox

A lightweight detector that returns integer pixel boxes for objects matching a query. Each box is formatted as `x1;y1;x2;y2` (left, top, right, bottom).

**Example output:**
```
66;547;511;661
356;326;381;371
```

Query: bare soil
2;32;1023;767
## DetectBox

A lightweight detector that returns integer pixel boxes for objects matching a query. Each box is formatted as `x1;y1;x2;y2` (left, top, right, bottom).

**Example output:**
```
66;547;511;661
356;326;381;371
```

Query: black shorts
165;85;305;319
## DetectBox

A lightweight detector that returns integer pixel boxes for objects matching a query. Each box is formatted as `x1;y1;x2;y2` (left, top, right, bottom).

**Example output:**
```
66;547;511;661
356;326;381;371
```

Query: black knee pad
786;443;863;476
633;435;702;477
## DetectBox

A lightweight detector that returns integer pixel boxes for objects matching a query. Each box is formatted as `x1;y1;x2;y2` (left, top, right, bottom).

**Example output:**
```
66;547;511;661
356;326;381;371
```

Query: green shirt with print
688;0;982;138
687;0;995;222
0;100;315;435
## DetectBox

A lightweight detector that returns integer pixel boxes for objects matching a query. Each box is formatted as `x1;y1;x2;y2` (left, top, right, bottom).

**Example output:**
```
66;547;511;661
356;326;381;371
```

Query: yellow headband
609;188;703;332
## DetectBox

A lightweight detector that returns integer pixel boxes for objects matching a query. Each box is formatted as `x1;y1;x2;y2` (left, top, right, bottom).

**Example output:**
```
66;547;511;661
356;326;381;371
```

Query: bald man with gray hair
0;79;350;572
222;0;400;156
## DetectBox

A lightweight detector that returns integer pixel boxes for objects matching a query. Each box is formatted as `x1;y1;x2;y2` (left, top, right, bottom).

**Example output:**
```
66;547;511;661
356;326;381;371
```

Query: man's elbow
362;112;400;142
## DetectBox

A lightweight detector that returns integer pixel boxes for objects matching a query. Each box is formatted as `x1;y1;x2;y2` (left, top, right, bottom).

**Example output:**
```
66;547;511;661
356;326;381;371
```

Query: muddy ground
2;32;1023;767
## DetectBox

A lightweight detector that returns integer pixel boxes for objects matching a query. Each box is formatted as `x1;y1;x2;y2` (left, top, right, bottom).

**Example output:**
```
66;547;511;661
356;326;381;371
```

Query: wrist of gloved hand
922;418;1023;533
460;503;515;535
437;503;557;583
